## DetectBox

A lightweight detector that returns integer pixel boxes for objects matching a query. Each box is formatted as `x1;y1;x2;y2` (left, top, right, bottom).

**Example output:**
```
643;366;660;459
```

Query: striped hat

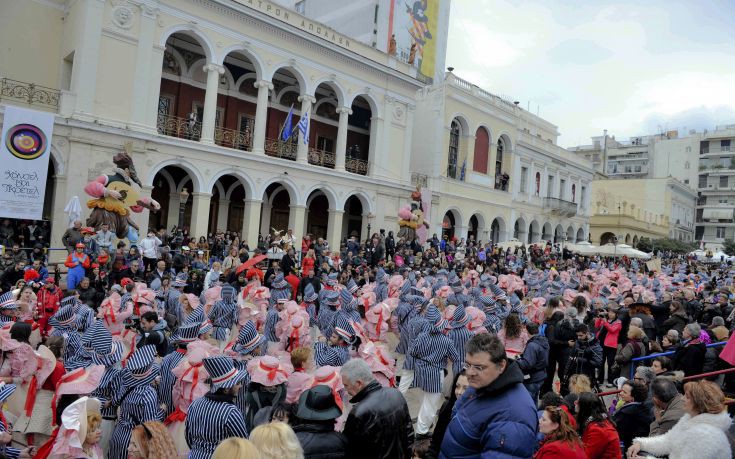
171;322;200;343
478;296;496;309
425;305;447;331
270;284;291;303
376;268;389;283
451;304;471;329
184;306;206;326
233;320;265;355
202;356;249;391
333;316;355;344
173;273;188;288
0;292;16;310
271;273;289;290
321;289;340;307
324;273;339;287
339;288;356;310
490;285;507;301
61;296;80;308
220;285;236;302
125;345;158;387
49;305;76;329
406;294;427;309
0;382;16;403
198;320;213;336
399;281;412;299
303;284;318;303
87;321;123;366
346;278;359;295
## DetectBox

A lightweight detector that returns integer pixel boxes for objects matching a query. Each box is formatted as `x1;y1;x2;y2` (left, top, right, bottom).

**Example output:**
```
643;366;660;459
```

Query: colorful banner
388;0;439;82
0;106;54;220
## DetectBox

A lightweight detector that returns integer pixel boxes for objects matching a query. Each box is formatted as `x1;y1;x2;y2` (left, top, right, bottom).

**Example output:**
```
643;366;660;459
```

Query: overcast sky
446;0;735;147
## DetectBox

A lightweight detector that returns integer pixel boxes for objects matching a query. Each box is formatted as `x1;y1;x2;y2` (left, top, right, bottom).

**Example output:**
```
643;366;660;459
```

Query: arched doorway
442;211;456;240
150;166;194;232
600;232;616;245
528;220;540;243
566;225;574;242
346;95;374;175
513;218;527;243
625;233;631;244
576;227;585;243
542;222;553;241
490;219;501;244
554;224;564;243
209;174;247;235
343;195;364;240
265;67;303;159
262;183;291;237
468;215;479;241
632;235;639;246
306;191;329;240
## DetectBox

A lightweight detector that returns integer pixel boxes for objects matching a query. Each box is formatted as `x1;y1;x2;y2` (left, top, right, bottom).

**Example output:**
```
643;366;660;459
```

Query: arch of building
600;232;616;245
513;217;528;242
528;220;541;243
490;217;507;244
576;227;585;243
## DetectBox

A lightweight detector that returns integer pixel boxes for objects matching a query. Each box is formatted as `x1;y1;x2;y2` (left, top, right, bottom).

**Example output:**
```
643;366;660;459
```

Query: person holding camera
135;311;169;357
594;305;622;387
563;324;603;393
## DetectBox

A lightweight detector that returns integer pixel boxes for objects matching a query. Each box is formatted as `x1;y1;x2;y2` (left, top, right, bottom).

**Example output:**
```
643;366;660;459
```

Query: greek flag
297;110;310;145
281;104;294;141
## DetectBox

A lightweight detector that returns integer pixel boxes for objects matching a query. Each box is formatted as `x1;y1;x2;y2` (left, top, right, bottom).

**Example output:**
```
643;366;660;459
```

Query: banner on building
388;0;439;82
0;106;54;220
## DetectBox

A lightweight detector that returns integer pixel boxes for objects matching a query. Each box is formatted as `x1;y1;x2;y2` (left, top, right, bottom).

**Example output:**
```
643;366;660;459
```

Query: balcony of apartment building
700;139;733;157
543;197;577;217
156;33;374;176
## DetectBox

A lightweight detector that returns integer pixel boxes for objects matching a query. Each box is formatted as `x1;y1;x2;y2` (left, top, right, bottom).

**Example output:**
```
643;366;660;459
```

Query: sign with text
0;106;53;220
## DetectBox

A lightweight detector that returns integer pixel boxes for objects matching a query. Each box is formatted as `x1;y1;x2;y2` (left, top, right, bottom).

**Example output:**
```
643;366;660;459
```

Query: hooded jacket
439;360;538;458
516;334;550;385
634;411;732;459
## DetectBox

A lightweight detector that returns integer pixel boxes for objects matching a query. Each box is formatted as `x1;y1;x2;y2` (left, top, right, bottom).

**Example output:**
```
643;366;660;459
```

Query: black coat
662;312;688;335
343;381;413;459
674;341;707;376
613;401;654;450
294;422;349;459
516;335;550;384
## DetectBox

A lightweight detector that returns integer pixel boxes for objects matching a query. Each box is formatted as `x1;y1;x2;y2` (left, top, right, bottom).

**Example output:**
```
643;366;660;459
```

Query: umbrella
497;239;524;250
235;254;268;275
567;241;599;256
64;196;82;228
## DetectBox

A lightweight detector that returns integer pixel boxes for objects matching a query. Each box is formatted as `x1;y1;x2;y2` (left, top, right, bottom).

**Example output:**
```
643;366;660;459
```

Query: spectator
293;385;348;459
61;220;83;253
94;223;114;255
613;380;653;450
139;230;162;272
575;392;621;459
661;329;681;352
708;316;729;342
212;437;261;459
595;305;622;387
614;325;646;381
426;371;468;459
563;323;602;391
341;358;413;459
497;313;530;358
250;422;304;459
662;301;688;335
440;333;537;458
535;406;586;458
128;421;178;459
136;311;169;357
628;380;731;459
649;377;686;436
516;322;549;401
673;322;707;377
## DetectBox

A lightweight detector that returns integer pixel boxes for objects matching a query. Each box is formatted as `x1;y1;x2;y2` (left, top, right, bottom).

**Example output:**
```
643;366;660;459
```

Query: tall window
717;227;726;238
447;120;460;179
580;186;586;207
535;172;541;195
520;167;528;193
547;175;554;197
572;184;576;202
496;137;505;176
473;127;490;174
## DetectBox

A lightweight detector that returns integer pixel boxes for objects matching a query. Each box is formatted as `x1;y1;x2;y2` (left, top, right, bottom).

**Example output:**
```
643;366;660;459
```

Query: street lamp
366;213;375;241
178;189;190;230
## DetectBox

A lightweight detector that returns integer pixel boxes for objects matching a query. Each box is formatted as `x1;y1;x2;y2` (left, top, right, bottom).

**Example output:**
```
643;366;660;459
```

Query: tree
723;239;735;256
636;237;696;254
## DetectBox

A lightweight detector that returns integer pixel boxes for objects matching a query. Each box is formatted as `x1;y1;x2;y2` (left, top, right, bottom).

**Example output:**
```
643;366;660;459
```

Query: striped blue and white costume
317;304;338;338
402;316;430;371
208;286;238;341
313;342;350;367
107;373;164;459
394;300;416;355
158;349;186;416
263;307;280;343
409;329;458;393
186;394;249;459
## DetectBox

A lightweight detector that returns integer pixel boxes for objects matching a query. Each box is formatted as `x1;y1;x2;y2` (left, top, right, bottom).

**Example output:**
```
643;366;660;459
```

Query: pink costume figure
363;303;391;343
311;366;348;431
167;341;217;458
465;306;488;335
98;290;135;356
0;331;37;419
277;302;310;351
359;341;396;388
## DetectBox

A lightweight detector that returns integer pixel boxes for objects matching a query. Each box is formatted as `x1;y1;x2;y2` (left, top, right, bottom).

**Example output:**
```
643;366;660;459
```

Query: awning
703;208;734;220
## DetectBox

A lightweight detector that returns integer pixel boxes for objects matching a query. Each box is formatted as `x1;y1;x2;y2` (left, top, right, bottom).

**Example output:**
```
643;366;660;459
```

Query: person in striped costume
48;305;84;368
398;296;430;394
409;305;459;438
107;345;164;459
185;356;249;459
317;289;340;339
159;322;200;417
0;292;18;324
448;303;474;377
314;316;354;367
207;285;238;349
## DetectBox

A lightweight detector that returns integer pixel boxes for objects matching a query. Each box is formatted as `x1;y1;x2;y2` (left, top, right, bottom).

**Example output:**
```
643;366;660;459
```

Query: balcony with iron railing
308;148;335;169
214;125;253;151
1;77;60;111
346;157;368;175
157;114;201;141
544;197;577;217
264;137;297;161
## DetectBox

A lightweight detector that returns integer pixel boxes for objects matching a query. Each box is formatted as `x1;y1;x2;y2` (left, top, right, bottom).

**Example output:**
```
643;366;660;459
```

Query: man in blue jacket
516;322;549;403
440;333;537;458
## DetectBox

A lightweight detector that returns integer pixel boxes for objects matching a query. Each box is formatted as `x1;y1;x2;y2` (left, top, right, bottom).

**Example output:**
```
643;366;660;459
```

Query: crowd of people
0;218;732;459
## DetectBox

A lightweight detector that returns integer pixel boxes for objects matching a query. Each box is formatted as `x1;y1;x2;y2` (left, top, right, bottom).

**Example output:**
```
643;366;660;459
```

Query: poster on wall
0;106;54;220
388;0;439;82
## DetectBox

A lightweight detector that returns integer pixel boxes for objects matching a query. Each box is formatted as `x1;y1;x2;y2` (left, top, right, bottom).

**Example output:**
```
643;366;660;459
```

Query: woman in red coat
576;391;622;459
534;406;586;458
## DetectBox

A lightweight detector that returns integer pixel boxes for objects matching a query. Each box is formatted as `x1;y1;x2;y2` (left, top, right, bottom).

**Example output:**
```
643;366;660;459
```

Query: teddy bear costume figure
397;187;429;243
84;147;159;243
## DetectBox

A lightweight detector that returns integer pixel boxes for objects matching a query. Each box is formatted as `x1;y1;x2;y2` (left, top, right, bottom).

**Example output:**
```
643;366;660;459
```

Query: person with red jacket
36;278;62;337
576;392;622;459
595;305;622;387
534;406;586;458
64;243;90;290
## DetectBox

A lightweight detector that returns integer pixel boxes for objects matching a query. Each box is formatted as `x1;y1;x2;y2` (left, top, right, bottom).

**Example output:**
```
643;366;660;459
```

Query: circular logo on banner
5;124;47;160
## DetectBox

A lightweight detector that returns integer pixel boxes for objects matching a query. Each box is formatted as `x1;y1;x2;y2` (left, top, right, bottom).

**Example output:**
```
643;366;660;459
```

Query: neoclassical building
1;0;592;257
411;73;594;244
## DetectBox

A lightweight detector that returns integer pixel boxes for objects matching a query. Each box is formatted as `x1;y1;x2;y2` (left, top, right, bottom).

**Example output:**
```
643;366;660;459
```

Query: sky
446;0;735;147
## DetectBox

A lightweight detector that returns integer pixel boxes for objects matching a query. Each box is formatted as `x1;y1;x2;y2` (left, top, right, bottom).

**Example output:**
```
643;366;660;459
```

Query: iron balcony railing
346;158;368;175
308;148;336;169
1;78;60;108
157;114;202;141
264;137;297;161
544;197;577;216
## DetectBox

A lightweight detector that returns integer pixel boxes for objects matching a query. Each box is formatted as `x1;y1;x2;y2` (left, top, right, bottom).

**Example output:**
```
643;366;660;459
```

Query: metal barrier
629;341;728;379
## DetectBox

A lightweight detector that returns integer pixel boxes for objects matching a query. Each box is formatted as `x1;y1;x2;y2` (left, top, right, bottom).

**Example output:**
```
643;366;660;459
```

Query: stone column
129;4;158;132
334;106;352;172
296;95;316;163
147;44;165;129
66;0;105;120
200;64;224;144
368;115;384;177
242;199;262;245
251;80;273;154
166;193;180;230
49;176;69;261
327;210;344;251
259;203;272;237
216;199;230;232
189;192;212;239
288;205;307;241
401;104;415;182
132;185;154;236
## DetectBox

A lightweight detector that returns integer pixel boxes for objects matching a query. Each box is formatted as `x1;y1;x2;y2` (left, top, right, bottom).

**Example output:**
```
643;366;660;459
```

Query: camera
124;316;141;331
